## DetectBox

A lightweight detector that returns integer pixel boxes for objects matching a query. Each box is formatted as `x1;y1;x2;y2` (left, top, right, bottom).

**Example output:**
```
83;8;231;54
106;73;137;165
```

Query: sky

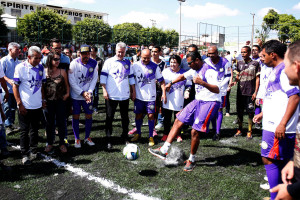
21;0;300;39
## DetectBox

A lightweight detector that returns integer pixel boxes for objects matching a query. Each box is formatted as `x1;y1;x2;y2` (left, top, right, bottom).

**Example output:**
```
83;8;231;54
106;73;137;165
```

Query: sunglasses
53;58;60;61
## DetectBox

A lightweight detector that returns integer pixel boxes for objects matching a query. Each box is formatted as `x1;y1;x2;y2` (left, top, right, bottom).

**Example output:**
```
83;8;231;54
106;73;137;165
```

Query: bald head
141;49;151;65
207;45;219;64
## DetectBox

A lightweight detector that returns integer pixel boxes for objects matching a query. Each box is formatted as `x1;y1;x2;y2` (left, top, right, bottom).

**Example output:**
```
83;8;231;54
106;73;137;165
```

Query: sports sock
216;111;223;134
188;154;195;162
85;118;92;139
160;142;171;154
248;117;253;132
265;163;282;200
211;116;216;131
148;119;154;138
135;118;143;135
72;118;80;139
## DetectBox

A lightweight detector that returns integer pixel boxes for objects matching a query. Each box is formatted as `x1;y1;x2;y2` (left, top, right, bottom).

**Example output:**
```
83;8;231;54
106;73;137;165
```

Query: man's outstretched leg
184;129;201;171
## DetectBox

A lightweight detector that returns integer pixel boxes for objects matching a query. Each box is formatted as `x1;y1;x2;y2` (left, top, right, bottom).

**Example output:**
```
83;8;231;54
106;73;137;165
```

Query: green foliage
112;23;144;45
0;6;9;38
255;22;270;44
263;9;279;30
16;8;72;43
165;29;179;47
140;26;167;46
73;17;112;44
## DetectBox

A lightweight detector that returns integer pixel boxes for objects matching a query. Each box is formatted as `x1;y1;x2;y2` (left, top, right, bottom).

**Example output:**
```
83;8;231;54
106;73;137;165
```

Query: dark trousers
19;108;42;156
45;100;66;146
163;108;179;135
236;91;255;128
93;82;100;110
105;99;129;141
226;90;231;113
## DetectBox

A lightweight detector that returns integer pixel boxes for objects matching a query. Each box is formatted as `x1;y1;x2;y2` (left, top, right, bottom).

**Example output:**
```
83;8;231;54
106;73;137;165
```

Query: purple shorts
176;100;220;133
72;99;93;115
134;99;155;114
261;130;295;160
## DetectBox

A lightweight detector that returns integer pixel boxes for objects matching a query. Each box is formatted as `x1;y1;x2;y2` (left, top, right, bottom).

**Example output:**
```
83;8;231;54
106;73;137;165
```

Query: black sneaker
212;133;220;141
148;147;167;160
183;160;196;171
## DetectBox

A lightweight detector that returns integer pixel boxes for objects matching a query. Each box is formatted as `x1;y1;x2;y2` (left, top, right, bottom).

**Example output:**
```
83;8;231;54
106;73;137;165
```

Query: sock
189;154;195;162
216;111;223;134
135;118;143;135
160;142;171;154
255;107;261;116
248;117;253;132
211;116;216;131
85;118;92;139
72;118;80;140
265;163;282;200
148;119;154;138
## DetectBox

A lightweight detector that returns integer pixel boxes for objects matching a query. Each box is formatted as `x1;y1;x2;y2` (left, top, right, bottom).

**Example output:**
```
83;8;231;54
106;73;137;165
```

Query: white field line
11;145;160;200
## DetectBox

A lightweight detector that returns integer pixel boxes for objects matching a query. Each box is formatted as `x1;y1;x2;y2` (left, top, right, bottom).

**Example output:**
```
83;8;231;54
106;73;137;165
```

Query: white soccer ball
123;144;140;160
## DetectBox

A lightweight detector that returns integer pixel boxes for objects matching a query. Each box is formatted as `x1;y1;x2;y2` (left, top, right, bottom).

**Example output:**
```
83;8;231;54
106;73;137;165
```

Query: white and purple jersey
256;59;272;100
152;59;166;73
162;67;191;111
205;57;231;97
13;60;46;109
133;60;164;101
68;57;98;101
100;56;134;100
262;62;299;134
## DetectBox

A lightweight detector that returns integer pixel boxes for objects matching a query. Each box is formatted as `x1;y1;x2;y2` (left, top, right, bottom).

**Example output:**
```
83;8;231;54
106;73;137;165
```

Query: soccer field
0;86;269;200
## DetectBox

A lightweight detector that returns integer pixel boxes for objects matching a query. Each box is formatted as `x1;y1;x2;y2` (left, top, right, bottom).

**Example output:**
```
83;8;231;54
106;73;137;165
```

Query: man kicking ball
149;51;223;171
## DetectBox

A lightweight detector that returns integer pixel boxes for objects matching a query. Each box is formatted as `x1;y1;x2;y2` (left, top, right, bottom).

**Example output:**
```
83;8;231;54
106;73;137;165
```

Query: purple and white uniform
162;67;191;111
100;56;135;100
13;61;46;109
256;59;273;102
261;62;299;160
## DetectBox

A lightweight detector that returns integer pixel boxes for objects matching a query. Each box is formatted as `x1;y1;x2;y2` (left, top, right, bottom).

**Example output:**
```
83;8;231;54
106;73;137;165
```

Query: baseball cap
80;44;91;53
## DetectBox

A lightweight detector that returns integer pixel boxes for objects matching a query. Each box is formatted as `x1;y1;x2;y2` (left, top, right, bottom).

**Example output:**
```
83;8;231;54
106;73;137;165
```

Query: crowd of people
0;37;299;199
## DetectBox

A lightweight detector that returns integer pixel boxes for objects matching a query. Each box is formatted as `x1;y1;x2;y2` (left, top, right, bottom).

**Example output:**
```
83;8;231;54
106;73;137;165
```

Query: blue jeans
3;93;17;127
0;124;6;149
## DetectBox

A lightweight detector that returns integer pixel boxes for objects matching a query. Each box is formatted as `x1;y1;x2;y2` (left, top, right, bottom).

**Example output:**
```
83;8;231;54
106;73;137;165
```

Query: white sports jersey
133;60;164;101
68;57;98;100
184;63;221;102
13;60;46;109
262;62;299;133
205;57;231;97
100;56;134;100
162;68;191;111
256;60;273;100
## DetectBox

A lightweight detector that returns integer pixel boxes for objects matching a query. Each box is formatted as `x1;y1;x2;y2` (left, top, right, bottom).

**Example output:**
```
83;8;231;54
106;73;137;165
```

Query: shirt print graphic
28;65;43;94
113;60;130;83
137;66;156;87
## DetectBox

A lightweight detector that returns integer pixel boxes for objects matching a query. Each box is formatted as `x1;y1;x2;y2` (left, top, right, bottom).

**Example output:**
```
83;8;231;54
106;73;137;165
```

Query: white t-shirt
256;60;273;100
68;57;98;100
13;61;46;109
100;56;134;100
262;62;299;133
162;68;191;111
132;60;164;101
184;63;221;102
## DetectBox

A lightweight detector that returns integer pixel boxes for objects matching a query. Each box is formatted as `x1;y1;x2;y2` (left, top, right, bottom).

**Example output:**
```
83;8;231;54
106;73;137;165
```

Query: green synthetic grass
0;86;269;200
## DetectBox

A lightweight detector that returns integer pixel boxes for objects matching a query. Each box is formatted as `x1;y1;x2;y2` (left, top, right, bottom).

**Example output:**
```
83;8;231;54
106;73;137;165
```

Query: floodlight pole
178;0;185;52
251;13;255;50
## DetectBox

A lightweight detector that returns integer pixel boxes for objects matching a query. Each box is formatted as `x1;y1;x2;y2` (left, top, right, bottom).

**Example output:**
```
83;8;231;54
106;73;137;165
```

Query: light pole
250;13;255;50
178;0;185;52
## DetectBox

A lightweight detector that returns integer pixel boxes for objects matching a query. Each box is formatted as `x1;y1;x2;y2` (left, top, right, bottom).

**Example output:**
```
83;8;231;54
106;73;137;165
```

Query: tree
112;23;144;45
73;17;112;44
255;22;270;44
16;8;72;43
263;9;279;30
0;6;9;39
165;29;179;47
139;27;167;46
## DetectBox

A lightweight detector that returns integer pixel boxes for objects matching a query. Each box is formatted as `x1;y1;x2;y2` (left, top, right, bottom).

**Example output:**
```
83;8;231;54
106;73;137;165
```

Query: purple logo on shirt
169;81;185;94
27;64;43;94
113;60;130;83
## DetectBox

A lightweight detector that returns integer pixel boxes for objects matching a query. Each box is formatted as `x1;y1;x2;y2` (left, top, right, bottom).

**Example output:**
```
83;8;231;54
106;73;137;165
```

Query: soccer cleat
131;133;141;142
22;156;32;165
246;131;253;140
161;134;168;142
155;123;163;130
183;160;196;171
148;147;167;160
153;129;158;137
212;133;220;141
234;129;242;137
149;137;155;146
128;127;137;135
74;139;81;148
84;138;95;146
177;135;183;142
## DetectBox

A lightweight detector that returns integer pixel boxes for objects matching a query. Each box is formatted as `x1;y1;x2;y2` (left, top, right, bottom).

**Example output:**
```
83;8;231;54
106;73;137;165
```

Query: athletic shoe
74;139;81;148
148;147;167;160
234;130;242;137
155;123;163;130
254;123;261;129
161;134;168;142
212;133;220;141
149;137;155;147
131;133;141;142
131;122;136;126
183;160;196;171
177;136;183;142
128;127;137;135
225;113;230;117
260;183;270;190
84;138;95;146
22;156;32;165
246;132;253;140
143;121;148;126
264;176;268;181
29;152;39;160
153;130;158;137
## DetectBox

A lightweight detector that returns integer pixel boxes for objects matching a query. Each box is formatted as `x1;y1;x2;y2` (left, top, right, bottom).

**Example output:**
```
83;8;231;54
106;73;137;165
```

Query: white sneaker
264;176;268;181
84;138;95;146
74;139;81;148
260;183;270;190
155;123;163;130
